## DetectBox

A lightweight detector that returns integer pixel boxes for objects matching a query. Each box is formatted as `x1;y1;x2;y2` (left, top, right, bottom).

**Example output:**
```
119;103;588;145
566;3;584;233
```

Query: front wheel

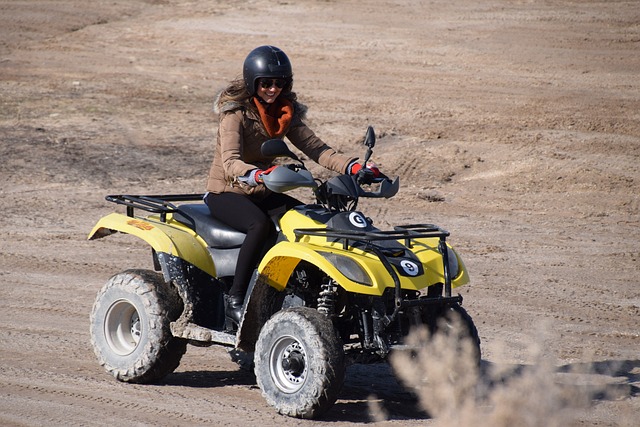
391;304;481;395
254;307;345;419
90;269;187;383
429;304;481;365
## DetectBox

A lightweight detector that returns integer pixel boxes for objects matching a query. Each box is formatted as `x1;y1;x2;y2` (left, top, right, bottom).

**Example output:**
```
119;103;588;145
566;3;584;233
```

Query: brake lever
356;168;375;185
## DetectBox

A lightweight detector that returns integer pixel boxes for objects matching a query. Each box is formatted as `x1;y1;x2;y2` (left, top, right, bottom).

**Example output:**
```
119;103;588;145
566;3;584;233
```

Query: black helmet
243;45;293;95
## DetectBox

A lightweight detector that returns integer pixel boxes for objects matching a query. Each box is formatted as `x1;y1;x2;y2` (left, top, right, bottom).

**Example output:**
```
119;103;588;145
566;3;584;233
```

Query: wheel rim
104;299;141;356
269;335;307;393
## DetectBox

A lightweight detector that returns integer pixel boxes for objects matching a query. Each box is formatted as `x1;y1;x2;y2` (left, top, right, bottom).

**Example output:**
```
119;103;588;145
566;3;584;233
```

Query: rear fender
88;212;215;277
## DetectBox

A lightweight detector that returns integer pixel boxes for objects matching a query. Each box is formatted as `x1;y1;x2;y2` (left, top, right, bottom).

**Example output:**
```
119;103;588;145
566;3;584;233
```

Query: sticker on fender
127;219;154;231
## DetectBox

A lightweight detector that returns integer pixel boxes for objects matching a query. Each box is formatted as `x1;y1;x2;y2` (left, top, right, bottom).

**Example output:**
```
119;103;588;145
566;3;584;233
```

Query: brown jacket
206;99;356;199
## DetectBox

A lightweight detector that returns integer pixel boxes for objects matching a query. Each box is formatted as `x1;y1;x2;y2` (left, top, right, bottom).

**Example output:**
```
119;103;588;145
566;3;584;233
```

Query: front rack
293;223;449;250
105;194;204;222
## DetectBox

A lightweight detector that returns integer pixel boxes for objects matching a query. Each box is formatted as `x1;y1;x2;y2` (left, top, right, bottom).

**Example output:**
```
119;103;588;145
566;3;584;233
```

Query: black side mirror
364;126;376;149
363;126;376;164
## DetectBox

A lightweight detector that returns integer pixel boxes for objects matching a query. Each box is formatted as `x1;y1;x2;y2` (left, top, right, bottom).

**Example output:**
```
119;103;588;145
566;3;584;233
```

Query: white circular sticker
400;260;419;276
348;212;367;228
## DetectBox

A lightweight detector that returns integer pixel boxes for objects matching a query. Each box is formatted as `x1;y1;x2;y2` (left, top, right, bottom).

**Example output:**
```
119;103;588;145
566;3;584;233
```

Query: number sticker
348;212;367;228
400;260;419;276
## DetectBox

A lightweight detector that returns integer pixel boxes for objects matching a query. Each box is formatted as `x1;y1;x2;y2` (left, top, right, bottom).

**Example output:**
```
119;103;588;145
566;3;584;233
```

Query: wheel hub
281;349;305;376
270;337;308;393
104;299;141;356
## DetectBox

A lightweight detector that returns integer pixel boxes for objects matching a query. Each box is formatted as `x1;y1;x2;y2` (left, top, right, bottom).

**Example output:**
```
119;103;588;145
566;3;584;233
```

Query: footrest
170;321;236;346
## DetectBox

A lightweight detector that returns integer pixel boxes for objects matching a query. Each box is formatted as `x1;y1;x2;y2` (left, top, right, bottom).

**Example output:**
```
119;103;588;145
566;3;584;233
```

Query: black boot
225;295;245;327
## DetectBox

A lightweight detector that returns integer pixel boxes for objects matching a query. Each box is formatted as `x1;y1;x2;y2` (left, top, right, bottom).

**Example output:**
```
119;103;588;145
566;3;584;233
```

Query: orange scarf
252;97;294;138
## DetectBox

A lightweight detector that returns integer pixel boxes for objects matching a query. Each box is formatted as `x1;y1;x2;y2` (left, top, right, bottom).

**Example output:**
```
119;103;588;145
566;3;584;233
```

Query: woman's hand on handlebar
350;162;383;185
255;166;279;183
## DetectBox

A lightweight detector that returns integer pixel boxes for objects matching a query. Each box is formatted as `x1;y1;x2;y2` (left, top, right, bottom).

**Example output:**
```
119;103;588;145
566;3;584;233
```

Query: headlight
446;247;460;279
318;252;372;286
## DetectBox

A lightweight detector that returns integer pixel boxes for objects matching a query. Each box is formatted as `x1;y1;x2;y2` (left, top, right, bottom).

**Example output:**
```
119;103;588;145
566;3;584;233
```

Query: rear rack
105;194;204;222
294;224;459;325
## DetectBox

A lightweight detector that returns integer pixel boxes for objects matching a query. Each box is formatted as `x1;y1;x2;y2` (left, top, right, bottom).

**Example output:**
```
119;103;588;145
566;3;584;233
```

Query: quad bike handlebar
261;127;400;212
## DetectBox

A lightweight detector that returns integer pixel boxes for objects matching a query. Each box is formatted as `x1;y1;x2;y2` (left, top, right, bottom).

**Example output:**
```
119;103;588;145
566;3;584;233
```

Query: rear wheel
254;307;345;419
90;269;187;383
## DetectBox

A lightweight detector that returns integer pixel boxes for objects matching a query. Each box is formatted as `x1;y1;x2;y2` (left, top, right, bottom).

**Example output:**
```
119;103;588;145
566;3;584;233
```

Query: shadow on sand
157;357;639;423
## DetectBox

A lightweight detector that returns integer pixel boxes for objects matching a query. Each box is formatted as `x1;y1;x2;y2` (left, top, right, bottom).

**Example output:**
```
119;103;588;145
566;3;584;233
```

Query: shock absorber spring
317;278;337;317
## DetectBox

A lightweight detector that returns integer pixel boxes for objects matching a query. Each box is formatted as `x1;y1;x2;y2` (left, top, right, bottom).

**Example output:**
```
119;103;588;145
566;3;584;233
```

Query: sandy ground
1;0;638;425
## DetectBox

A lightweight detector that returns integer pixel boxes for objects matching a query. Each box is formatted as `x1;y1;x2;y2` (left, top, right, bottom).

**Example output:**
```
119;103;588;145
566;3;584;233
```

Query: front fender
257;240;469;296
88;212;215;277
256;241;392;296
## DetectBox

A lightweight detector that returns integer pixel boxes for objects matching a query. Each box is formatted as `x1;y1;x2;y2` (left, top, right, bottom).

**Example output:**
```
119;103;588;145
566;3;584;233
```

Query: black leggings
204;191;301;299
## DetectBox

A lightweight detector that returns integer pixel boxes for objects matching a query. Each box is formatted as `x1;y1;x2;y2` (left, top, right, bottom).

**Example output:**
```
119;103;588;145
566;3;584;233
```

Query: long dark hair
215;77;297;112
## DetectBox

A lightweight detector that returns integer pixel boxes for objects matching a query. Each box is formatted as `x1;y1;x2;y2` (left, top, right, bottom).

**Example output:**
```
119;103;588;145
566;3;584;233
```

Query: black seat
173;204;246;249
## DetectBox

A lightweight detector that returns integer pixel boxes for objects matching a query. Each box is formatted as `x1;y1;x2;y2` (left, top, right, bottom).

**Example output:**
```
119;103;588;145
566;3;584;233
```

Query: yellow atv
88;126;480;419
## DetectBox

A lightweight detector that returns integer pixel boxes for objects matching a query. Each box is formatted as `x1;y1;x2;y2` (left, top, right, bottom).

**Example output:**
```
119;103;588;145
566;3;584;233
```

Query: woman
205;45;365;326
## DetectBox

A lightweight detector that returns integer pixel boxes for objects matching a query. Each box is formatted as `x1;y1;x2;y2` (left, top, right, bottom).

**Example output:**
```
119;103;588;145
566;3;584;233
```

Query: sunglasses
259;78;287;89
